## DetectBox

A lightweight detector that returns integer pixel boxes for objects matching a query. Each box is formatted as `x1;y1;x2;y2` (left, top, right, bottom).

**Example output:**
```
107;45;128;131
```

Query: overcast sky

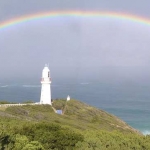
0;0;150;83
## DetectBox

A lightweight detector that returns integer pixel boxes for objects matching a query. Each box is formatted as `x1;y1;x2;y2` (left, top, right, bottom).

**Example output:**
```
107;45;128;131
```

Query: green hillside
0;99;139;133
0;99;150;150
53;99;140;134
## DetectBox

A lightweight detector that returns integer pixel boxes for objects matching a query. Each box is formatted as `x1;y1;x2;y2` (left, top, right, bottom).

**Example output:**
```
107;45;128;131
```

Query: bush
15;122;83;150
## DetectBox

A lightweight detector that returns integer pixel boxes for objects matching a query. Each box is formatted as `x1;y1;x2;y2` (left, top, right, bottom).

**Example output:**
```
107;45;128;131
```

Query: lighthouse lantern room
40;64;51;105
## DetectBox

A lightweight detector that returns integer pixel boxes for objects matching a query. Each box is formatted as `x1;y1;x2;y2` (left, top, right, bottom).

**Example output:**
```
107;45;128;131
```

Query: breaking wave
22;85;40;88
80;82;90;85
142;130;150;135
0;85;8;88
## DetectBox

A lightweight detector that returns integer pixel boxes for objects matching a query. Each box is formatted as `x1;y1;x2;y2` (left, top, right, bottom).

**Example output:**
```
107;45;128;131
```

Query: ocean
0;80;150;135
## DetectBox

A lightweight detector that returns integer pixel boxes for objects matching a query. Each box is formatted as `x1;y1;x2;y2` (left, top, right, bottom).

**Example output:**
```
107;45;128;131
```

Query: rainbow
0;11;150;30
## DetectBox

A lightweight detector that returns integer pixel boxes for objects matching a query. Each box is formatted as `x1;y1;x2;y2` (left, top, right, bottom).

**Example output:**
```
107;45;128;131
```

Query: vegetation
0;99;149;149
22;100;35;104
0;100;16;104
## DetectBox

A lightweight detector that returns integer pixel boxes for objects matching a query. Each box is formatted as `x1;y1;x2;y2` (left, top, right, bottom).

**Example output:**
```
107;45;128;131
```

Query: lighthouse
40;65;51;105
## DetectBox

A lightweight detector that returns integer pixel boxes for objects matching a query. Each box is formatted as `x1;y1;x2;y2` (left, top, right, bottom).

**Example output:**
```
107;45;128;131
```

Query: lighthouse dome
42;66;50;78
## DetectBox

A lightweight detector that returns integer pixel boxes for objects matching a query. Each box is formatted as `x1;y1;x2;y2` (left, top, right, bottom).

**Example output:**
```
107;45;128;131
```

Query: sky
0;0;150;84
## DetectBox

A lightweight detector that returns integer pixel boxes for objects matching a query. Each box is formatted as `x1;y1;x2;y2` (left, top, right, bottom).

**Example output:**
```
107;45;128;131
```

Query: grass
0;106;7;111
0;99;141;134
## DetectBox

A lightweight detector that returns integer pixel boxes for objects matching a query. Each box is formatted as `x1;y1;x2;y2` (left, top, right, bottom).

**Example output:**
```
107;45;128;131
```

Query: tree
12;134;29;150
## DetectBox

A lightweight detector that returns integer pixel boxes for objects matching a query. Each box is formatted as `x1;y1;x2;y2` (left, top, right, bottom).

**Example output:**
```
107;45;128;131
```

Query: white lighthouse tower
40;65;51;105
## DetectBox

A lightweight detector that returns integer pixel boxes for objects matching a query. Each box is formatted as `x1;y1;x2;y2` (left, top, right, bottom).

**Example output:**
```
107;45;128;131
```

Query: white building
40;65;51;105
67;95;70;101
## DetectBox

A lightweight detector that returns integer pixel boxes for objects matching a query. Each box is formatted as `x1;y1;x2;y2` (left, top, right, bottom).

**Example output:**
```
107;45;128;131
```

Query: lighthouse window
48;72;50;77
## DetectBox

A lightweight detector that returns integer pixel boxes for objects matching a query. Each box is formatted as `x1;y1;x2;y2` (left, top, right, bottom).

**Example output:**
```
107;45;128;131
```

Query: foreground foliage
0;122;83;150
0;121;150;150
0;99;149;149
